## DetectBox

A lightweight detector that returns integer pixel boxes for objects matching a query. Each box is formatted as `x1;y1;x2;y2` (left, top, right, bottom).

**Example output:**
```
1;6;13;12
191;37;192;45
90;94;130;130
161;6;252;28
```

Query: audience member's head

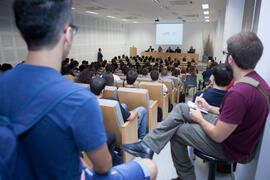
126;69;138;85
226;32;263;70
103;72;114;86
13;0;72;51
161;68;168;77
212;63;233;87
90;77;106;97
77;69;95;84
142;68;148;77
150;70;159;81
105;64;115;73
1;63;13;72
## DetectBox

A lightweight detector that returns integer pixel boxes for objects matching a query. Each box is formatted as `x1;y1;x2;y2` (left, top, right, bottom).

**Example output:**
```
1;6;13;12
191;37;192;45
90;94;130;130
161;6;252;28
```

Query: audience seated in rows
90;77;148;140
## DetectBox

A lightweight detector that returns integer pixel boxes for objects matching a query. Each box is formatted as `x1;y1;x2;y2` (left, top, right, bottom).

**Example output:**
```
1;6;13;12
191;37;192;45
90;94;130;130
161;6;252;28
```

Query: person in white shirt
150;70;168;95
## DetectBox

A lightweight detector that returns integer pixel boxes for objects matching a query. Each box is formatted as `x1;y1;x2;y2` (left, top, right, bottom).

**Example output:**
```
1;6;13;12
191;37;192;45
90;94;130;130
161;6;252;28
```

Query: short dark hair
77;69;95;84
227;32;263;70
13;0;72;51
142;68;148;76
212;63;233;87
90;77;106;96
1;63;13;72
105;64;115;73
103;72;114;86
126;69;138;85
150;70;159;81
161;68;168;76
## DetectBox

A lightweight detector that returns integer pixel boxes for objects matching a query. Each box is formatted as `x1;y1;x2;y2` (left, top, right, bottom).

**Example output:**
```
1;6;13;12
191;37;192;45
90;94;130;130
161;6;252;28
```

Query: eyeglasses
222;50;229;55
70;24;78;36
64;24;79;36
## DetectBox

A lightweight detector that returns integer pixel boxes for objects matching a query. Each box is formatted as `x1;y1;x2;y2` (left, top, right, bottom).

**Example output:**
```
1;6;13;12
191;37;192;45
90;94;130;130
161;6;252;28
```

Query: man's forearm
198;118;220;143
208;105;220;115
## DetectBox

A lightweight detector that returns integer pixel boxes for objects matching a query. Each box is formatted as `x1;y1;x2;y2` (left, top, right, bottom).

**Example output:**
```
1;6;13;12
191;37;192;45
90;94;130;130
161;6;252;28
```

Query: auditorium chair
116;80;125;88
162;79;177;107
98;99;138;162
123;81;140;88
117;87;158;131
139;82;169;120
103;86;118;100
136;77;152;83
168;76;180;103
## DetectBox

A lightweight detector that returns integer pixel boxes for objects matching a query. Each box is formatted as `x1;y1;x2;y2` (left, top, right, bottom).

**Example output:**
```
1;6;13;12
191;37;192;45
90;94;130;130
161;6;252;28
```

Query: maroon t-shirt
218;71;270;162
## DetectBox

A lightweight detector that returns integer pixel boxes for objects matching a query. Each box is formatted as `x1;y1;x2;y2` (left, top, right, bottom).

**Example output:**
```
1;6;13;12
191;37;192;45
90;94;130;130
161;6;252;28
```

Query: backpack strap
234;77;270;110
234;77;270;163
12;78;84;136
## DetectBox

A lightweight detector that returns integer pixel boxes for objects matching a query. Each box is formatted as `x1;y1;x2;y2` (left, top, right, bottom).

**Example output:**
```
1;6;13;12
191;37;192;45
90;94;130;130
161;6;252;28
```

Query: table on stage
141;52;199;64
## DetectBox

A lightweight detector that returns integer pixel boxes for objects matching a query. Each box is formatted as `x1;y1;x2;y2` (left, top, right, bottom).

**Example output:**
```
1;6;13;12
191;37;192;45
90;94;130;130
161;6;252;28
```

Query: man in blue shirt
0;0;157;179
193;63;233;107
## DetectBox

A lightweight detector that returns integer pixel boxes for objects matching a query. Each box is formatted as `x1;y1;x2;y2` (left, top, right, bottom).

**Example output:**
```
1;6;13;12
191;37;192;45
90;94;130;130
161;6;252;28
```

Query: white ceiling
72;0;227;23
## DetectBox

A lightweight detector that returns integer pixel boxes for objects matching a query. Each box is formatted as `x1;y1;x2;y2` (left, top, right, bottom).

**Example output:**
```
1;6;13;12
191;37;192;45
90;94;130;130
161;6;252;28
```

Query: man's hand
189;107;204;124
195;96;210;111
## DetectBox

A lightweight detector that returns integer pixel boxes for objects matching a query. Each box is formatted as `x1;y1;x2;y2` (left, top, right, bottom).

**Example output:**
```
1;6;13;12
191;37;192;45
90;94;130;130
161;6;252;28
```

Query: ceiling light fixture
85;11;99;15
205;19;210;22
202;4;209;9
204;16;209;19
203;11;209;15
133;21;138;23
72;7;76;10
121;19;128;21
106;16;116;18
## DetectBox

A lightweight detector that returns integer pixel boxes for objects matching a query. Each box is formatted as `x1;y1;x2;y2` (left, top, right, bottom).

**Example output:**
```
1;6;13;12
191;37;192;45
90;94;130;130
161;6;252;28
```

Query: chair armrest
121;117;138;162
148;100;158;131
171;88;177;107
163;93;169;119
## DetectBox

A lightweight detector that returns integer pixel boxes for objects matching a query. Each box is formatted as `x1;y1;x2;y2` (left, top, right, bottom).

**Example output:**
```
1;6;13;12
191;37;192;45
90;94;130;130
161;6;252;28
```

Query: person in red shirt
121;32;270;180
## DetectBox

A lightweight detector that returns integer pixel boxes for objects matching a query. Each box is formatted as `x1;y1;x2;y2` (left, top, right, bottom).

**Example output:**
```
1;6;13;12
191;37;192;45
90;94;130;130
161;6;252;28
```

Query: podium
130;47;137;57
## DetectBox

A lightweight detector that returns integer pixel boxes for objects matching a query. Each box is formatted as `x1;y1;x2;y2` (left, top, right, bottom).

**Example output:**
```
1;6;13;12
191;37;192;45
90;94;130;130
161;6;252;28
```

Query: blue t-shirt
0;64;107;179
193;88;227;107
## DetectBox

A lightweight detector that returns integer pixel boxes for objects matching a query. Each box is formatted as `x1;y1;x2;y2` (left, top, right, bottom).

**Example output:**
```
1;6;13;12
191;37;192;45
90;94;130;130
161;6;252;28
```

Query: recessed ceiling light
85;11;98;15
203;11;209;15
121;19;128;21
72;7;76;10
106;16;116;18
133;21;138;23
205;19;210;22
202;4;209;9
205;16;209;19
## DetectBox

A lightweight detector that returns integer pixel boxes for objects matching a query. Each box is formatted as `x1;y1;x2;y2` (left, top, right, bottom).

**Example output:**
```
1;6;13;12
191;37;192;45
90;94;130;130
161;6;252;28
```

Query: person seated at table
146;45;154;52
166;47;174;53
188;45;196;53
158;46;163;52
175;46;181;53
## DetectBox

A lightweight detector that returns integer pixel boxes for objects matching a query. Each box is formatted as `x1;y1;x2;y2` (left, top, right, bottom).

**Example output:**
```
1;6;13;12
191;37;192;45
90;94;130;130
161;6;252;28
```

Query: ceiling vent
168;0;192;6
123;16;137;20
184;14;199;18
85;6;105;11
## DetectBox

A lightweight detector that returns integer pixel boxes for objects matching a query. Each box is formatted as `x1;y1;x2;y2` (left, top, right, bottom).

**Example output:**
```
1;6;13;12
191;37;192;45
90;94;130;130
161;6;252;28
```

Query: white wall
127;22;217;61
0;1;28;65
222;0;245;62
0;1;130;65
70;13;129;62
214;10;226;62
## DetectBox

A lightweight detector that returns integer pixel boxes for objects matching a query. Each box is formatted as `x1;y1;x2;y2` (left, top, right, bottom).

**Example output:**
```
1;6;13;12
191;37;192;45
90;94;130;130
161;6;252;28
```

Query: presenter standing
97;48;103;63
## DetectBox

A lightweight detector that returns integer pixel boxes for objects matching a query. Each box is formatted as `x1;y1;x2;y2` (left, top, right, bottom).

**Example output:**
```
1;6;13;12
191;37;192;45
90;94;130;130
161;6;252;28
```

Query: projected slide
156;24;183;45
